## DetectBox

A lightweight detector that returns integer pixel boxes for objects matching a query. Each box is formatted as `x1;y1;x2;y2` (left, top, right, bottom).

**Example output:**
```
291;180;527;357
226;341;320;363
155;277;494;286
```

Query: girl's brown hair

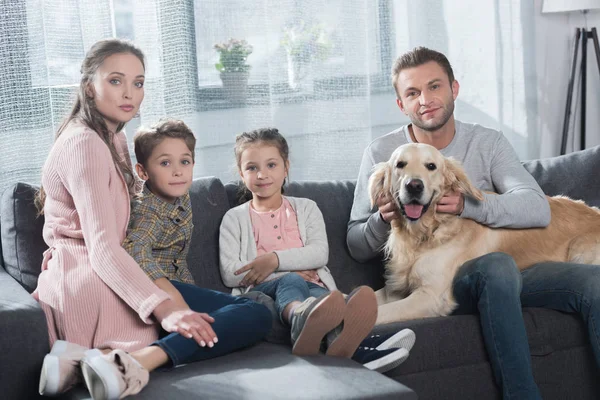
36;38;145;213
234;127;289;204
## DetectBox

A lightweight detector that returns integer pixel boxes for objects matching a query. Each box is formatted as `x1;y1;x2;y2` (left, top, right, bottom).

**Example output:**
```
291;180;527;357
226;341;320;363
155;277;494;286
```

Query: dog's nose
405;179;424;196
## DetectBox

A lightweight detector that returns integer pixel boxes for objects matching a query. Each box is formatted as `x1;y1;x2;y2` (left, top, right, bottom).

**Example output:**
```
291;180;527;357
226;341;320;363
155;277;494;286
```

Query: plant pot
220;71;250;104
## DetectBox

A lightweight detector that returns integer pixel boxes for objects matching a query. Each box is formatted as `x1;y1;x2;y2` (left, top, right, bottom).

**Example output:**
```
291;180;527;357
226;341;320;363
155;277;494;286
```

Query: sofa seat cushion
64;342;416;400
374;307;589;377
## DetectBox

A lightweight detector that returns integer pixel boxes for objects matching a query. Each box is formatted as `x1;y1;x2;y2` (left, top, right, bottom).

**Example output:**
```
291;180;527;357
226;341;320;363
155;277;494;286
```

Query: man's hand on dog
437;191;464;215
235;253;279;286
377;194;402;223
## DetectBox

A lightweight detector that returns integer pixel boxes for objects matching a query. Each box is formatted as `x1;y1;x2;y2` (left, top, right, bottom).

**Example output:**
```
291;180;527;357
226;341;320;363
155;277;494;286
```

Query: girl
34;39;271;400
219;128;416;373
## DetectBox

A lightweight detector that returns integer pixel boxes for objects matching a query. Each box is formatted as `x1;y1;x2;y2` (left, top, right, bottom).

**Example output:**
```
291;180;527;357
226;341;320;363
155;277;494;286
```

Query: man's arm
461;134;551;228
346;147;391;262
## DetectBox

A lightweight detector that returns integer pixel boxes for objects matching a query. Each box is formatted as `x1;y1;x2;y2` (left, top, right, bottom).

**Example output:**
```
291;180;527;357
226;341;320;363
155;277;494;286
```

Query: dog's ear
443;157;484;201
369;162;392;208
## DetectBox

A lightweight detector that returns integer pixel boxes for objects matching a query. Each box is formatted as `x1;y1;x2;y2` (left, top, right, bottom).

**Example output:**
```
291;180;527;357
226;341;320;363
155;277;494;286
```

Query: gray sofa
2;145;600;400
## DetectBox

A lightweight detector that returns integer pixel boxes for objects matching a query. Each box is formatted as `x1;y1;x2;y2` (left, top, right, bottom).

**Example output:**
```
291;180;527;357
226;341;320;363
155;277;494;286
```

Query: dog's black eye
426;163;437;171
396;161;406;169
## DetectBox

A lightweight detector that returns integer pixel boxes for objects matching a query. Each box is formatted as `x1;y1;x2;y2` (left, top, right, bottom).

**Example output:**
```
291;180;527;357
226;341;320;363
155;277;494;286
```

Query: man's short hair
391;47;455;98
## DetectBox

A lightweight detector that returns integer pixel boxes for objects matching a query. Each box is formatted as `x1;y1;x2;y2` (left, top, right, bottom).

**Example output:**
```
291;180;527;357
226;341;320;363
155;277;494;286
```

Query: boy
122;118;272;361
124;118;198;311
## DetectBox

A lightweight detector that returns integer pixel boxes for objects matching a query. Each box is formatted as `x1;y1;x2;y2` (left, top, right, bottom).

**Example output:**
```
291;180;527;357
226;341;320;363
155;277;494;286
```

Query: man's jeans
251;273;329;322
453;253;600;400
153;280;272;367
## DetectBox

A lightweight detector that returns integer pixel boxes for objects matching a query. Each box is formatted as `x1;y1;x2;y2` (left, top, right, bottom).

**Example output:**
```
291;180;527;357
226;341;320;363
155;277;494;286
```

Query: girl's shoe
361;329;416;352
80;349;149;400
326;286;378;358
352;346;410;373
290;291;345;356
39;340;99;396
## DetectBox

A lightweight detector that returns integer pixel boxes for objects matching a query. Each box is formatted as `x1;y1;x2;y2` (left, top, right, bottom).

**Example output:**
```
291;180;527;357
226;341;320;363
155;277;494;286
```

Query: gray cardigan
219;196;337;295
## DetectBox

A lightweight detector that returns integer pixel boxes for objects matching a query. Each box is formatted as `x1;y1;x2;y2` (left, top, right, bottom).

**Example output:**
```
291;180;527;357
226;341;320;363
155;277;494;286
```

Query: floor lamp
542;0;600;155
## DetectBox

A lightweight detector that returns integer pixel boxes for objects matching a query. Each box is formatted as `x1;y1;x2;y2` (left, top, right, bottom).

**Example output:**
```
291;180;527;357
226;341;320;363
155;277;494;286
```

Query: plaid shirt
123;184;195;284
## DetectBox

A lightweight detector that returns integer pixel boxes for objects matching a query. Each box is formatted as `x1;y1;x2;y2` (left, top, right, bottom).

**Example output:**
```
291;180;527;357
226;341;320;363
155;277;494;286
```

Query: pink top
33;120;169;352
250;198;323;286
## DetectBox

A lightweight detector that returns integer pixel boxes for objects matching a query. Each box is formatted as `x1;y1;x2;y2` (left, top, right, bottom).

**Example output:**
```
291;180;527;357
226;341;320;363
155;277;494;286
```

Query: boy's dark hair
391;47;455;98
134;118;196;166
234;127;289;204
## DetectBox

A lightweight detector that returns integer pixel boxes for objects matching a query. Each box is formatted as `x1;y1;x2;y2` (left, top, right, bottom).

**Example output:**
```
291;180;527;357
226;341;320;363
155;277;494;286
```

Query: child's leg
153;281;272;367
307;282;330;299
325;286;378;358
252;273;312;323
253;274;347;356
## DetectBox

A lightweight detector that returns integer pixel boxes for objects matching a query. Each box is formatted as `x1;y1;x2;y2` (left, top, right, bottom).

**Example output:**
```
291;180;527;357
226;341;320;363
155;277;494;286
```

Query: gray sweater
347;120;551;262
219;196;337;295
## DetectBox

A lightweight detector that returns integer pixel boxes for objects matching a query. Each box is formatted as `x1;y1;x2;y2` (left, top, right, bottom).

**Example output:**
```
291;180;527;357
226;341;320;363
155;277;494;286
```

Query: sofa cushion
522;144;600;207
225;181;386;294
0;178;231;294
0;182;46;293
65;342;416;400
374;308;590;378
185;177;231;292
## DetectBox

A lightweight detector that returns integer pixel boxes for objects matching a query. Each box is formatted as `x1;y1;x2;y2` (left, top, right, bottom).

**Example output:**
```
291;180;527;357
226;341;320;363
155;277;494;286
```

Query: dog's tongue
404;204;424;219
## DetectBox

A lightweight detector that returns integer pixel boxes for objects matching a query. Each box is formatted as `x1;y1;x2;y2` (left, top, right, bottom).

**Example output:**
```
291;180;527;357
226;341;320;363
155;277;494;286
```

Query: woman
34;38;270;400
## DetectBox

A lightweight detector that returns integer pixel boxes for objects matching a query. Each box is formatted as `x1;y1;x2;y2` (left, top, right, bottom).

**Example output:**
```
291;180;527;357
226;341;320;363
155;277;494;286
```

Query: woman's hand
235;253;279;286
153;300;217;347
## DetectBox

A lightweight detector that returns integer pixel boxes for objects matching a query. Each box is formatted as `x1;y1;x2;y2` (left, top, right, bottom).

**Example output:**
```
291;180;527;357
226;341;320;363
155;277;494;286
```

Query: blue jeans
251;273;329;323
153;280;272;367
453;253;600;400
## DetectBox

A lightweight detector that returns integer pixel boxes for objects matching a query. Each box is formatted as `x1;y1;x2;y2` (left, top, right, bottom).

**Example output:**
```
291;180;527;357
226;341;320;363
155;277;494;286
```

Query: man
347;46;600;400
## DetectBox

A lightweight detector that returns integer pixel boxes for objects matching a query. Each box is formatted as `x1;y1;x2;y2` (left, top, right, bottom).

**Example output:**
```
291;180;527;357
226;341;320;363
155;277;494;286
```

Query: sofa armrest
0;265;48;399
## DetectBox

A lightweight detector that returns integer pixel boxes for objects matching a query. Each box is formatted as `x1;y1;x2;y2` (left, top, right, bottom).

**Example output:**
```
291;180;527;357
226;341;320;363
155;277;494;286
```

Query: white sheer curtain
391;0;540;160
130;0;391;183
0;0;541;194
129;0;540;185
0;0;114;191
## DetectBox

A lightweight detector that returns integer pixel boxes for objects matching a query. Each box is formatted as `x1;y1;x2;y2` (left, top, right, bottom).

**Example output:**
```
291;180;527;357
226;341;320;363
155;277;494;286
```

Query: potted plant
281;19;330;90
214;38;253;103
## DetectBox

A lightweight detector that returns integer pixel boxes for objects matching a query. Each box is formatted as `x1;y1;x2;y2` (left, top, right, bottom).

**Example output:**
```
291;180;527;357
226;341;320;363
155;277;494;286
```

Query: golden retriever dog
370;143;600;325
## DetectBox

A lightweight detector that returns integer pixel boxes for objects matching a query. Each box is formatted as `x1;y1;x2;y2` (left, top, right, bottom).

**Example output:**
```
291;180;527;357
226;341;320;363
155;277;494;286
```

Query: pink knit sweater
33;120;170;352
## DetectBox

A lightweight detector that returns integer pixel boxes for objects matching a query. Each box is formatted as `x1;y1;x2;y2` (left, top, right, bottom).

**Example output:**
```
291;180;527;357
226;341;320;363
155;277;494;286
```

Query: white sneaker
80;349;149;400
362;329;416;352
354;346;410;373
39;340;100;396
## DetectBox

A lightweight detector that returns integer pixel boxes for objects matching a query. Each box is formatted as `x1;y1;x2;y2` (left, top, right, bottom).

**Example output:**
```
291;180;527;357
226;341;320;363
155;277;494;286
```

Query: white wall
535;0;600;157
